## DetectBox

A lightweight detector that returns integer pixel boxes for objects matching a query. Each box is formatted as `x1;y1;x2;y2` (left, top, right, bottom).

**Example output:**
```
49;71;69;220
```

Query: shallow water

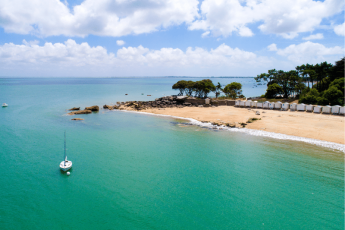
0;78;343;229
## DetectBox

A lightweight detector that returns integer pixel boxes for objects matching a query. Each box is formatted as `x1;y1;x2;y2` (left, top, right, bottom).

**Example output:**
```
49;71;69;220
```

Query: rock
69;107;80;111
68;110;92;115
103;105;114;109
256;111;260;115
71;118;84;121
85;105;99;111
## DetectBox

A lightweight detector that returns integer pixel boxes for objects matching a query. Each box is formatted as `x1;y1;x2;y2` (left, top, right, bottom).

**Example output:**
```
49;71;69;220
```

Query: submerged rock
69;107;80;111
68;109;92;115
71;118;84;121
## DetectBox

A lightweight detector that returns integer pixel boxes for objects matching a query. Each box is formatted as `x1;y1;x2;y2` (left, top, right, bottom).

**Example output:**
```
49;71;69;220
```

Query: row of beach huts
235;100;345;115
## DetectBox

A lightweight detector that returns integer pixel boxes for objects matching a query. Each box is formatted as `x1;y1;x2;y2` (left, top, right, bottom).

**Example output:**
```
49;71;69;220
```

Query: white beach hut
263;101;270;109
290;103;297;111
240;101;245;107
269;102;275;109
257;102;263;108
306;104;314;112
282;103;289;111
251;101;258;108
274;101;282;109
297;103;306;111
205;98;210;105
235;100;240;107
322;105;331;114
331;105;341;114
339;106;345;115
313;106;322;113
245;100;252;107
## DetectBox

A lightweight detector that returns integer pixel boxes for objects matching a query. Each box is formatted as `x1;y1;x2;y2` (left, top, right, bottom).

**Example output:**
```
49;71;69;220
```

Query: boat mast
64;131;66;166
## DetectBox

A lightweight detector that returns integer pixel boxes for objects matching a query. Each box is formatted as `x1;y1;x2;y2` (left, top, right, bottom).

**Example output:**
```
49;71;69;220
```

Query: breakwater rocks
103;96;236;111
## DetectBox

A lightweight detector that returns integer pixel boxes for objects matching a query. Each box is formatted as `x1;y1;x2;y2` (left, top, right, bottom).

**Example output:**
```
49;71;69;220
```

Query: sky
0;0;344;77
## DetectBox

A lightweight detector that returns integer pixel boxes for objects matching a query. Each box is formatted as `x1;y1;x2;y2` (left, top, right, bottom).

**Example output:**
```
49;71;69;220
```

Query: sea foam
119;110;345;153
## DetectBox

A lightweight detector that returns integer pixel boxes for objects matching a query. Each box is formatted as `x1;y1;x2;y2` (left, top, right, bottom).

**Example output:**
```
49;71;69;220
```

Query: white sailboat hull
60;161;72;171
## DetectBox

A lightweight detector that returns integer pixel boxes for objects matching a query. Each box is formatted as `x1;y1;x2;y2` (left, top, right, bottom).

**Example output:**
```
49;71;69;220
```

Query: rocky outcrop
69;107;80;111
68;110;92;115
71;118;84;120
85;105;99;111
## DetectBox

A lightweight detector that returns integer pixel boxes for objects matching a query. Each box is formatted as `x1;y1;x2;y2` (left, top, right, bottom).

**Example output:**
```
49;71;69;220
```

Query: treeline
172;79;244;99
256;57;344;105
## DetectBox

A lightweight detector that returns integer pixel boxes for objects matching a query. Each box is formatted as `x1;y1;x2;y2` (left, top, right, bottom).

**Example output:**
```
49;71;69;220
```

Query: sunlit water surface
0;78;343;230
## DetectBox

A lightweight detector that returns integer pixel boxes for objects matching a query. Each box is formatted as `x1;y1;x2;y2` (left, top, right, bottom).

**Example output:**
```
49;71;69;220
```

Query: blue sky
0;0;344;77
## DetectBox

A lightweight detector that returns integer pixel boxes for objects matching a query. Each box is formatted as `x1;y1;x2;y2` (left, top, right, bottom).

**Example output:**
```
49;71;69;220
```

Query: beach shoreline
117;106;345;151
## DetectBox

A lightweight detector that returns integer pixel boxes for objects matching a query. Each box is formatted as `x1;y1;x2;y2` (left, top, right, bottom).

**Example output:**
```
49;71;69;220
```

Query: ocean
0;77;343;230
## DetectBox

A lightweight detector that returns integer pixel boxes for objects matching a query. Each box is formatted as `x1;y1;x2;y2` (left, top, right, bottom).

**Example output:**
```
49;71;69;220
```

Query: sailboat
60;131;72;171
2;103;8;107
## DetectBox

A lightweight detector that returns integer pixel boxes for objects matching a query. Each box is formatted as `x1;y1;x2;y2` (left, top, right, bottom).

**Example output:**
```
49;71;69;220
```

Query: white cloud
189;0;344;38
334;22;345;36
0;0;199;37
302;33;324;40
116;40;125;46
0;39;272;76
201;31;210;38
267;44;277;51
274;41;344;64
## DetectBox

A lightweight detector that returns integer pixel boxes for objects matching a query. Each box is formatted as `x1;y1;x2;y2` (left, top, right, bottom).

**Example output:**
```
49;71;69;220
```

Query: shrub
323;86;344;105
265;83;283;98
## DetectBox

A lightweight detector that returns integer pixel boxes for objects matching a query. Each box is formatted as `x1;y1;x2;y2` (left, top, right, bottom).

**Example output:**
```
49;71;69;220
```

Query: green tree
265;83;283;98
185;81;195;96
328;57;344;82
193;79;215;98
172;80;188;96
299;88;320;104
223;82;243;99
323;86;344;105
329;78;344;94
213;82;223;98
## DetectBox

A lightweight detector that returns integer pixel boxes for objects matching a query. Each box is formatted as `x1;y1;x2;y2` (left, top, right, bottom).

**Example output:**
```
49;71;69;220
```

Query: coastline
116;106;345;152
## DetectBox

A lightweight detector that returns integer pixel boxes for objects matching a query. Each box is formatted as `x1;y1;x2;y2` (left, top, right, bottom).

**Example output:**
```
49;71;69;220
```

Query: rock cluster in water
103;96;214;111
68;105;99;115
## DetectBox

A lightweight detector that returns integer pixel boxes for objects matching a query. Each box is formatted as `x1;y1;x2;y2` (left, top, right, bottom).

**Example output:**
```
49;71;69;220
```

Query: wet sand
124;106;345;145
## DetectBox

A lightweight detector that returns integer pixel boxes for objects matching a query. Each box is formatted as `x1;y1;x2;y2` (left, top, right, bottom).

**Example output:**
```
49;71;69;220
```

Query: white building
245;100;252;107
251;101;258;107
282;103;289;111
297;103;306;111
322;105;331;114
331;105;341;114
240;101;245;107
274;101;282;109
306;104;314;112
290;103;297;111
269;102;275;109
339;106;345;115
263;101;270;109
235;100;240;106
313;106;322;113
257;102;263;108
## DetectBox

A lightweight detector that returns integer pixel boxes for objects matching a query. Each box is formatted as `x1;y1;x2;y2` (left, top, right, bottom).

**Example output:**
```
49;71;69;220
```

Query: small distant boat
60;132;72;172
2;103;8;107
141;93;144;95
125;94;128;95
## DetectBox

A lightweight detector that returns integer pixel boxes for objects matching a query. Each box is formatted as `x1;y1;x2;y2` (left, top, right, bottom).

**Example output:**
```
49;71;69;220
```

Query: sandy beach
124;106;345;145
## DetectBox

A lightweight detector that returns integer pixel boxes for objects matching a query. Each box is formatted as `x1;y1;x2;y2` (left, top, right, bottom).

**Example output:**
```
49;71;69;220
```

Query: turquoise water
0;78;344;230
